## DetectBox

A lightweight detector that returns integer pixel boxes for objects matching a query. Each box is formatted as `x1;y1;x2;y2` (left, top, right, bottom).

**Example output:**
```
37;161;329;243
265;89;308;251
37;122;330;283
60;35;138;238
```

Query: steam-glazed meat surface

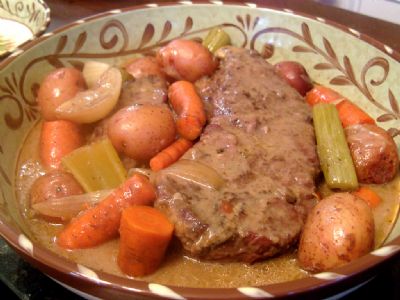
155;48;320;262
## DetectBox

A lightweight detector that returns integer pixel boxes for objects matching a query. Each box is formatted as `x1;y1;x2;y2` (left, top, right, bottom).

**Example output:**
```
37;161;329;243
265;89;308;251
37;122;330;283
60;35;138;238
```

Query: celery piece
313;103;358;190
202;27;231;53
62;138;127;192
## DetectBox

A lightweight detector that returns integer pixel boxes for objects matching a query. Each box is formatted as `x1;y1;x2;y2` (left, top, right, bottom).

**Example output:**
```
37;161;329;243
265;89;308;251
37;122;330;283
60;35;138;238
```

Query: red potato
298;193;374;272
157;39;218;82
30;170;84;206
37;68;86;120
125;56;166;79
119;76;168;108
274;61;313;96
345;124;399;184
107;104;176;161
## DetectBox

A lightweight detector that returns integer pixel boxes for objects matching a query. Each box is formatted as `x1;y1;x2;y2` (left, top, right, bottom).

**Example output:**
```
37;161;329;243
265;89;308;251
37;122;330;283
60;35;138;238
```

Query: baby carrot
149;138;193;171
168;80;206;140
336;99;375;128
57;174;156;249
353;186;382;208
40;120;84;170
118;205;174;277
305;85;343;106
306;85;375;127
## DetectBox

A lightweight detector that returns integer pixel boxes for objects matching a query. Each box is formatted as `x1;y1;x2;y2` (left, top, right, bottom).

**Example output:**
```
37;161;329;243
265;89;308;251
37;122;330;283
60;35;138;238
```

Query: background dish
0;0;50;57
0;2;400;299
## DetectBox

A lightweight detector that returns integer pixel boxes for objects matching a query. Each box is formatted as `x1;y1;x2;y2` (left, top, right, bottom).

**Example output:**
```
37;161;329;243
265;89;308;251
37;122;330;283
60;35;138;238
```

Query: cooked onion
82;61;110;88
32;189;112;220
55;67;122;123
161;159;224;190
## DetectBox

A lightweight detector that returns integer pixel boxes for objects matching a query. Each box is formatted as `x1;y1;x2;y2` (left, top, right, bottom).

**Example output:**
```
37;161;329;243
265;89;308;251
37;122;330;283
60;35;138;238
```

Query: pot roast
155;47;320;263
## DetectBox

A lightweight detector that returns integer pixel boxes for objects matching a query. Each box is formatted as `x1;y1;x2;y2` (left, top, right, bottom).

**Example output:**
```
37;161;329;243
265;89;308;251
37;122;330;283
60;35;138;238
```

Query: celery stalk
313;103;358;190
202;27;231;53
62;138;127;192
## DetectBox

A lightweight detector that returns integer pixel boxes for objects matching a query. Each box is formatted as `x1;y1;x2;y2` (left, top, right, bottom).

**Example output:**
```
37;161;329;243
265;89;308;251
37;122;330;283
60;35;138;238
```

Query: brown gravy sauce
15;122;400;288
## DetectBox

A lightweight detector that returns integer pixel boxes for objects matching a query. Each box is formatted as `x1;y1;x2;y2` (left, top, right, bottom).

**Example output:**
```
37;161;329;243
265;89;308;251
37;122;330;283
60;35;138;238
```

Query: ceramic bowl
0;0;50;57
0;2;400;299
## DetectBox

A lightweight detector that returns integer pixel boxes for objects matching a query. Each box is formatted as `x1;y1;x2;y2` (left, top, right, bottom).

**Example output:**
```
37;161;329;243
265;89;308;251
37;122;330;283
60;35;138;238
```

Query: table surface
1;0;400;299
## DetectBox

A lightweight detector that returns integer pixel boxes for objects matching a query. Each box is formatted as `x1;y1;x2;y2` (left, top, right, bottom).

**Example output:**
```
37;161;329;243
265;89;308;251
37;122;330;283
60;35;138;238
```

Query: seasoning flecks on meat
156;48;320;263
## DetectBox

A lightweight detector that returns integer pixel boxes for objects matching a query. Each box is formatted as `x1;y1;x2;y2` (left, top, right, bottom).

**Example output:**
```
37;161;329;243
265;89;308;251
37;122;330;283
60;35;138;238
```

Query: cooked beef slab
155;48;320;263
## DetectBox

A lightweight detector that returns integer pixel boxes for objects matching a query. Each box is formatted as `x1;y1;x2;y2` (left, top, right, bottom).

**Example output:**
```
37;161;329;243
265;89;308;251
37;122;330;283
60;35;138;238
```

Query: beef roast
155;48;320;263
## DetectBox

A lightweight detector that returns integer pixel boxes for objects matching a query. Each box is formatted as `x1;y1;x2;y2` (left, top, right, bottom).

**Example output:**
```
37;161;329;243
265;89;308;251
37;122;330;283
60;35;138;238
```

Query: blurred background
316;0;400;24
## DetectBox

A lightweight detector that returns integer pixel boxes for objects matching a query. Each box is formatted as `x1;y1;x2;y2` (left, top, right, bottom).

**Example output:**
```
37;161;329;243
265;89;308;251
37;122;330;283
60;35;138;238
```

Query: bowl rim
0;0;51;58
1;1;400;299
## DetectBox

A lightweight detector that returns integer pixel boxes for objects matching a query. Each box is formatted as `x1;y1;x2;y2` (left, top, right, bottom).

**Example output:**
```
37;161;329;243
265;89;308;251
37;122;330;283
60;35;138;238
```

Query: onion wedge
32;189;112;221
82;61;110;88
55;67;122;123
161;159;224;190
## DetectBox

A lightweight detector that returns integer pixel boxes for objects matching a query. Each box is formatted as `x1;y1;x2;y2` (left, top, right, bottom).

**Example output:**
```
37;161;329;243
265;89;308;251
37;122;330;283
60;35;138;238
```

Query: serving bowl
0;1;400;299
0;0;50;57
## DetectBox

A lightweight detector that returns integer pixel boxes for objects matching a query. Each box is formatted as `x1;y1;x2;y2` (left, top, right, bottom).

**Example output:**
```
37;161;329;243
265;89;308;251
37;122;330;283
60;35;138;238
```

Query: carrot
40;120;84;170
149;138;193;171
124;56;166;79
306;85;375;127
336;99;375;128
305;85;344;106
353;186;382;208
168;80;206;140
118;205;174;277
57;174;156;249
221;200;233;214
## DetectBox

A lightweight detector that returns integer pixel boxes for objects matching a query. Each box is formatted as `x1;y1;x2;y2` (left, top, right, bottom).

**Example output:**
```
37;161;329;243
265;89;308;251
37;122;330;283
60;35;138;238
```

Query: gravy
15;122;400;288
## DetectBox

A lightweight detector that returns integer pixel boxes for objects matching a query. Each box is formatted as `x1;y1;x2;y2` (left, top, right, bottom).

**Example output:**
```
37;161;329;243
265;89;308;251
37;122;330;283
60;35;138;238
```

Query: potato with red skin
298;193;374;272
274;61;313;96
37;68;86;120
125;56;166;79
157;39;218;82
107;104;176;161
345;124;399;184
30;170;84;206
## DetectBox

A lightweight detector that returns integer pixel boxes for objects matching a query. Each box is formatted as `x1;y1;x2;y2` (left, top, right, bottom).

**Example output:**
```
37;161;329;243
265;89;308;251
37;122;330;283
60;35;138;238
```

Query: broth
15;121;400;288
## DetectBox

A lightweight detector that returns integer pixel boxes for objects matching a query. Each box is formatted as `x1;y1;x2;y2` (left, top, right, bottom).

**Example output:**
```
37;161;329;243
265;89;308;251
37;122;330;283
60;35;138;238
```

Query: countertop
1;0;400;299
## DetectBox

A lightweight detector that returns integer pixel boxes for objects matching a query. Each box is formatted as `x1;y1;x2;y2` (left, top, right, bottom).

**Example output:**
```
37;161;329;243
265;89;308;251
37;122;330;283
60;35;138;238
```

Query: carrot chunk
306;85;375;127
168;80;206;140
149;138;193;171
57;174;156;249
40;120;84;170
118;206;174;277
336;99;375;128
305;85;343;106
353;186;382;208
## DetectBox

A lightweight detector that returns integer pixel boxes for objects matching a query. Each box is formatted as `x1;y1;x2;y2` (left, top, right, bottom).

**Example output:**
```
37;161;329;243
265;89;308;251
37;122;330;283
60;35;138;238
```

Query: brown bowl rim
1;1;400;299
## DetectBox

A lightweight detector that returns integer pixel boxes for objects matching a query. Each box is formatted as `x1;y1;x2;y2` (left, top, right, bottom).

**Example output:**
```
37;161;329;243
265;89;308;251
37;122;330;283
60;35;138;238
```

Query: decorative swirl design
0;0;44;26
100;20;129;52
251;22;400;136
0;93;23;129
360;58;393;114
0;145;10;186
1;14;399;137
0;15;248;133
14;1;24;16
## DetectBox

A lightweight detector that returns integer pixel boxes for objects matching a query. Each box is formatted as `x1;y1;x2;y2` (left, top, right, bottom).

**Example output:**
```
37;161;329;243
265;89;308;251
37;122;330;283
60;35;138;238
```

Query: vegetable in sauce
312;103;358;190
14;30;400;284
